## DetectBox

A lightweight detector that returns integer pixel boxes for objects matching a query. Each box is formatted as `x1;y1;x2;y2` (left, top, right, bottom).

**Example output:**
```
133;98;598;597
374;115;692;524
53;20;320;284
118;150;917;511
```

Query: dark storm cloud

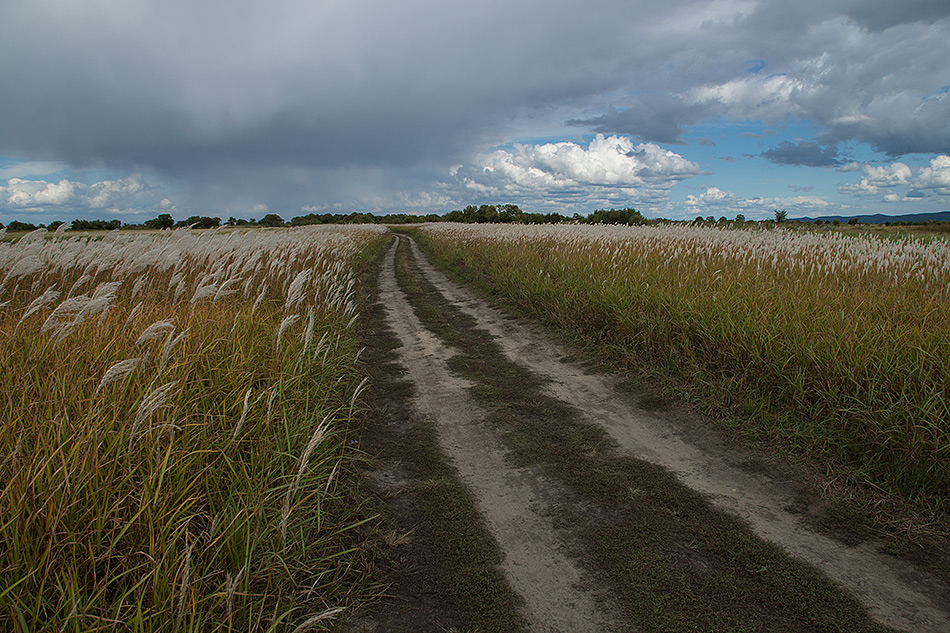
1;0;949;215
762;141;840;167
566;95;707;144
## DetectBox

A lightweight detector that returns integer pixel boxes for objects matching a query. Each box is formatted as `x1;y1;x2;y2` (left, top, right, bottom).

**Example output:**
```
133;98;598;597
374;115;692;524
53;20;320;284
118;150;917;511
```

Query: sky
1;0;949;224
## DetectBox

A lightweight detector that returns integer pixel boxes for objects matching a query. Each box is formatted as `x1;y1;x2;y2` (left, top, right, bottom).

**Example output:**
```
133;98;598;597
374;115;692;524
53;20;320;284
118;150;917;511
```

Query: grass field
0;225;388;632
415;223;950;504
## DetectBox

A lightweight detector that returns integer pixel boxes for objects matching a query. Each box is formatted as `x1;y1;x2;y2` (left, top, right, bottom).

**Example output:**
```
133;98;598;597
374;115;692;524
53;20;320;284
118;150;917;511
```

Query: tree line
1;205;655;232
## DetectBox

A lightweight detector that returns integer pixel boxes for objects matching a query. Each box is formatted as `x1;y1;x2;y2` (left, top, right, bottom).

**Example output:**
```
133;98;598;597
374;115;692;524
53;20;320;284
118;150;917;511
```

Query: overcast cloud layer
1;0;949;222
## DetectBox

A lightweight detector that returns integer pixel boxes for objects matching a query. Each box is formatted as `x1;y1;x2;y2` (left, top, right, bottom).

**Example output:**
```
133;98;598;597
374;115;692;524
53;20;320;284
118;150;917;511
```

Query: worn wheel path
355;234;950;633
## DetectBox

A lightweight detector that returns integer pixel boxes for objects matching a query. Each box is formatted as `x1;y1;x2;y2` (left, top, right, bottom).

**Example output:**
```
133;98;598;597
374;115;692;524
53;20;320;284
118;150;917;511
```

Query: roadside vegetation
414;223;950;507
0;224;388;631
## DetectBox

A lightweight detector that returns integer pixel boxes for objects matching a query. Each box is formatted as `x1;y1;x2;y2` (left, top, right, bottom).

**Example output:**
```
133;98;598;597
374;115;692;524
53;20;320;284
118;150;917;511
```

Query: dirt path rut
377;237;624;632
405;239;950;633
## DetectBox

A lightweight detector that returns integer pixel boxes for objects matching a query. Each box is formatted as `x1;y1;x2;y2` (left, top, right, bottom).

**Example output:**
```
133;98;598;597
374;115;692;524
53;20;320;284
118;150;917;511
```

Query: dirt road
355;234;950;632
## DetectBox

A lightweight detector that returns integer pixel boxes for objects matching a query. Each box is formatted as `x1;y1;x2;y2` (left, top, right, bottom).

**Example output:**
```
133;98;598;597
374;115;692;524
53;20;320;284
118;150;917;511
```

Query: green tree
6;220;36;231
145;213;175;229
176;216;221;229
581;208;647;225
774;209;788;223
259;213;285;227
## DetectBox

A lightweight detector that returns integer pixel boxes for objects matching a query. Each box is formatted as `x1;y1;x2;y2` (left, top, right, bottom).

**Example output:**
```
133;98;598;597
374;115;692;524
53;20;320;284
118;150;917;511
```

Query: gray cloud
1;1;948;216
762;141;840;166
566;95;707;144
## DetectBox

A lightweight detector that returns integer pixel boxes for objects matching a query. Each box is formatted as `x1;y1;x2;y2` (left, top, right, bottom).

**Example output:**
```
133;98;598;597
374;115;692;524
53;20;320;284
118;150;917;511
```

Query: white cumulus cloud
917;155;950;195
457;135;700;211
682;186;832;219
1;175;148;210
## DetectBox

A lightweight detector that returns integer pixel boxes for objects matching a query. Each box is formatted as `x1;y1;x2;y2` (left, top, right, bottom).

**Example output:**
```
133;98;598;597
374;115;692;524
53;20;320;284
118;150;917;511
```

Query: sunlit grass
0;225;388;631
417;223;950;502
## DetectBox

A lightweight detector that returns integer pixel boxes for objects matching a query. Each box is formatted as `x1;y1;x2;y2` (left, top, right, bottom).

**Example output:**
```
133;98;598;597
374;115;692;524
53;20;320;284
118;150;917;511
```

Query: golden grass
0;225;388;631
417;223;950;501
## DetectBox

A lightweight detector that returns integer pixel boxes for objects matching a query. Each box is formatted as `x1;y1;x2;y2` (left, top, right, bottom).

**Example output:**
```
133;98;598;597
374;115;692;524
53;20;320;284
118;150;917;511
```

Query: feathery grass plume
130;273;150;299
225;567;245;624
290;607;346;633
294;309;317;374
40;295;90;333
301;308;316;354
79;281;122;319
128;380;178;452
311;330;329;361
20;227;49;244
175;530;195;632
275;314;300;350
265;387;278;425
250;284;268;319
95;358;141;396
68;273;91;297
214;276;243;300
229;388;256;446
281;412;332;550
285;269;312;311
124;301;144;327
134;319;176;346
159;329;188;371
15;286;60;330
190;282;218;303
168;271;185;291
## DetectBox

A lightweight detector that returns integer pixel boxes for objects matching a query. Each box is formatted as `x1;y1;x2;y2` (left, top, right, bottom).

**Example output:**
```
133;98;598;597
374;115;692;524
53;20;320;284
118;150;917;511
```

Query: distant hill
795;211;950;224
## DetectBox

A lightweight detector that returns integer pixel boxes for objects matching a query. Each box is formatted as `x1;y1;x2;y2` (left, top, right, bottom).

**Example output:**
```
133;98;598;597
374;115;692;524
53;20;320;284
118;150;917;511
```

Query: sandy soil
402;237;950;633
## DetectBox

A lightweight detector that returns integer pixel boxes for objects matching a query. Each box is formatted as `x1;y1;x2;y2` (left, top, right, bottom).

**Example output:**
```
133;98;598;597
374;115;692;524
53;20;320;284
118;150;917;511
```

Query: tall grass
416;223;950;502
0;225;388;631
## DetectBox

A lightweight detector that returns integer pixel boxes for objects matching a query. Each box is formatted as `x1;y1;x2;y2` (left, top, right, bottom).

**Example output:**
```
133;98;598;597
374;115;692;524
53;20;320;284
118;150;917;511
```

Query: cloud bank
0;1;947;217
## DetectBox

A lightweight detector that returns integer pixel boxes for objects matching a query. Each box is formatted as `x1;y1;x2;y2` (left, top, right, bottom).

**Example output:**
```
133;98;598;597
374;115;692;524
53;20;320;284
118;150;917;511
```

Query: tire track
377;236;625;632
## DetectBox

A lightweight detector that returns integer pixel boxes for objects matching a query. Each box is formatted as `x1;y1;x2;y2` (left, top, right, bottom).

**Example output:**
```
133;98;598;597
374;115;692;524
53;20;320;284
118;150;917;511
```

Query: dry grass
417;223;950;502
0;225;388;631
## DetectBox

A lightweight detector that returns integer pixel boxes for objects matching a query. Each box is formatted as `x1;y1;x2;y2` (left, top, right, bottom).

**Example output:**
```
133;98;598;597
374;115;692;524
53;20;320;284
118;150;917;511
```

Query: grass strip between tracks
393;234;895;633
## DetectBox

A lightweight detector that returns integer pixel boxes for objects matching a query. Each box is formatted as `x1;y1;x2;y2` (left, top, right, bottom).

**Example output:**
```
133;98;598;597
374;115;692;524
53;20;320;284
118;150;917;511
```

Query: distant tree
734;214;746;223
145;213;175;229
581;207;647;225
848;217;859;225
259;213;285;227
176;216;220;229
718;216;728;223
70;219;121;231
47;220;65;231
6;220;36;231
774;209;788;223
